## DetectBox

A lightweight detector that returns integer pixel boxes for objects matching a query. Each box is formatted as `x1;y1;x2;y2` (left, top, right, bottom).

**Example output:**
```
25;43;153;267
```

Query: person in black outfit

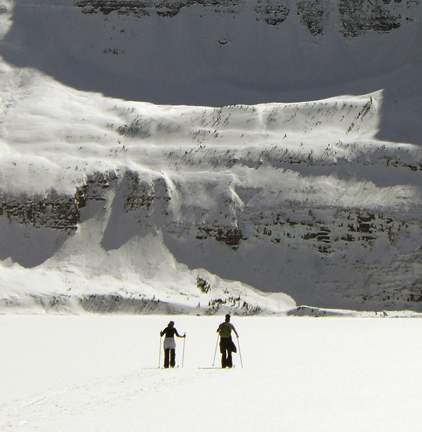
160;321;186;368
216;314;239;368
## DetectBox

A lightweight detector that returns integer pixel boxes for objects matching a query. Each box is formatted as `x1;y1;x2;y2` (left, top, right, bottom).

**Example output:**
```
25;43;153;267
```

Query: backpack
219;322;231;338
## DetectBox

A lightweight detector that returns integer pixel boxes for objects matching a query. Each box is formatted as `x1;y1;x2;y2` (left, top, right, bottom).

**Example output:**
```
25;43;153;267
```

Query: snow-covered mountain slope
0;0;421;314
1;0;422;144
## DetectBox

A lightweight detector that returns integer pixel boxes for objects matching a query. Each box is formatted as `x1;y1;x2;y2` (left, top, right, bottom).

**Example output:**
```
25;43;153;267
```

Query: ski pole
212;334;219;367
237;335;243;369
158;333;162;368
182;333;186;368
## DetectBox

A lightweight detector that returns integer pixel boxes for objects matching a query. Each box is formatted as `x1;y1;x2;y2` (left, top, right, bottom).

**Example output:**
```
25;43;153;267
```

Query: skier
160;321;186;368
216;314;239;368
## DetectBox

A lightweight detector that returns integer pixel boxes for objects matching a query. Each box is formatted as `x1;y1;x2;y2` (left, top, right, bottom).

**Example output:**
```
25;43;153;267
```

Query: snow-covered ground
2;315;422;431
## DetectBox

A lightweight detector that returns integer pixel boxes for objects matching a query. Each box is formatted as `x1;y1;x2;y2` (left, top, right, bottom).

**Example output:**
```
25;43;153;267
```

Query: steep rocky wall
74;0;414;37
0;1;421;311
2;144;421;311
0;83;420;310
107;165;422;311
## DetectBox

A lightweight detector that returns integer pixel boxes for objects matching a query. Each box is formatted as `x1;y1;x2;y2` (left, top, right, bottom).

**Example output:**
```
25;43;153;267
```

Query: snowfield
2;315;422;432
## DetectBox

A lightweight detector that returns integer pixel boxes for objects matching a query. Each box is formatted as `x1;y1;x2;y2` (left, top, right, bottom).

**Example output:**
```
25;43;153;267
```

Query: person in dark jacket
160;321;186;368
216;314;239;368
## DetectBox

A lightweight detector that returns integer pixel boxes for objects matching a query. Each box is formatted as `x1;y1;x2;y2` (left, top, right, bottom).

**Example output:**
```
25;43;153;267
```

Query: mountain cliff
0;0;421;314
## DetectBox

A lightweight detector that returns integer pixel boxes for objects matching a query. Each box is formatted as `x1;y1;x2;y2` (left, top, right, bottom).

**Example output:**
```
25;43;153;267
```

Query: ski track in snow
1;370;188;430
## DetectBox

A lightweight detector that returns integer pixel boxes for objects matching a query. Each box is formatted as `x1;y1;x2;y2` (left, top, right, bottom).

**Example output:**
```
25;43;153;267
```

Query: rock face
75;0;245;18
0;192;80;231
0;1;422;312
74;0;410;37
72;157;421;311
2;139;421;311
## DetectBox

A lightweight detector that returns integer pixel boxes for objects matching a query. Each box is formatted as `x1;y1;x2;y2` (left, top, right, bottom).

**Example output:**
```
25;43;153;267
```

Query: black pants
164;348;176;368
220;337;234;368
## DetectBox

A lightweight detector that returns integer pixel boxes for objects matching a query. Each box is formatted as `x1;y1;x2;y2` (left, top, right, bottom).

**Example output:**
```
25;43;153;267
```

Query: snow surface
2;315;422;432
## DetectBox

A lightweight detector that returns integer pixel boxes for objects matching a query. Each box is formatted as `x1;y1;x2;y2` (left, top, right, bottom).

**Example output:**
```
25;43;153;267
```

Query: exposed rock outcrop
75;0;418;36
